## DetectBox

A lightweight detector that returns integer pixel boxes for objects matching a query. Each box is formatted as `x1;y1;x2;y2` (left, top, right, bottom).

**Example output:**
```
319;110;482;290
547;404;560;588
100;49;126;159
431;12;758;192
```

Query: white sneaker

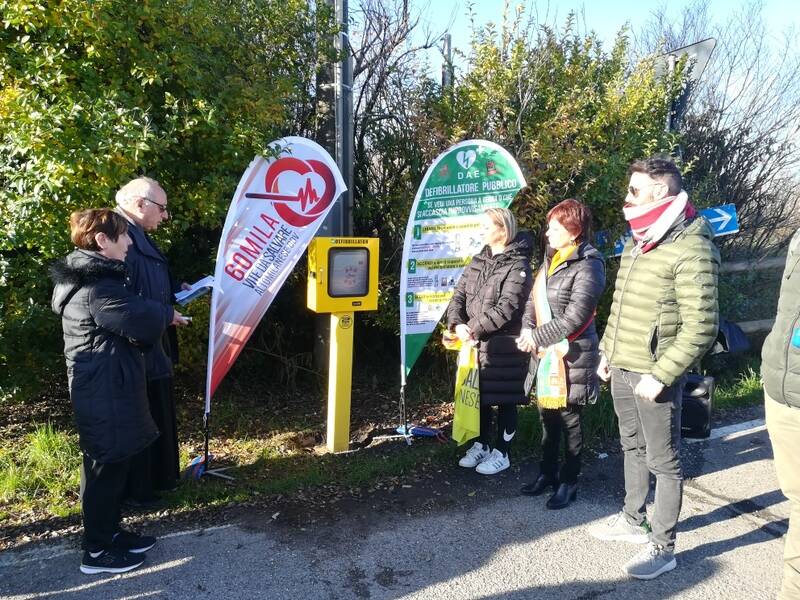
475;448;510;475
458;442;490;468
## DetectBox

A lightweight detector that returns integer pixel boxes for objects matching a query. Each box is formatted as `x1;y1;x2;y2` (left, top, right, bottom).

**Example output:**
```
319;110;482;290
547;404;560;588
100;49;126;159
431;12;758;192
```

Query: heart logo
245;157;336;227
456;149;477;170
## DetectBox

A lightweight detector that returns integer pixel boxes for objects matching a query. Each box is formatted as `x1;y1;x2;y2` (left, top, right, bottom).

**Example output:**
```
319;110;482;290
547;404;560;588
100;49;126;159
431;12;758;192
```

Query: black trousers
539;405;583;484
80;453;130;552
479;404;518;454
126;377;180;500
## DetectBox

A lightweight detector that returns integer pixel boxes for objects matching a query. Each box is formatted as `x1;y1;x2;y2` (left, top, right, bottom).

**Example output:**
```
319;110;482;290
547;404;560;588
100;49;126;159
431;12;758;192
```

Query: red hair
546;199;593;243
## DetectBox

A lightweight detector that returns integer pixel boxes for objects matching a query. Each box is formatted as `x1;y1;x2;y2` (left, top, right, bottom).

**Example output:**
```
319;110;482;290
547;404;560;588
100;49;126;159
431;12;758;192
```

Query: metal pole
315;0;353;367
318;0;343;239
338;0;354;236
200;411;234;479
665;54;676;133
441;33;453;89
319;0;353;237
326;311;355;452
203;412;210;468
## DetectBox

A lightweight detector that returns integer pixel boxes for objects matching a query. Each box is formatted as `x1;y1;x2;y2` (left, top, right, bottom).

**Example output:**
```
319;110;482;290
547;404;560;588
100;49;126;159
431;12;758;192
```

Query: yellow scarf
548;244;577;276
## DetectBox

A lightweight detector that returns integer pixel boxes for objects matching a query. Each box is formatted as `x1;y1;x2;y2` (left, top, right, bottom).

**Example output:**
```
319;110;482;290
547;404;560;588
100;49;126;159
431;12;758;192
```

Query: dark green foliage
0;0;336;399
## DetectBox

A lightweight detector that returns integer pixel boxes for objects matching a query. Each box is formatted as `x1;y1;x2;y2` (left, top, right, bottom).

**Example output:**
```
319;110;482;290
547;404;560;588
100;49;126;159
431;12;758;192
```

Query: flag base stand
397;425;413;446
203;467;235;481
396;386;447;445
200;413;236;481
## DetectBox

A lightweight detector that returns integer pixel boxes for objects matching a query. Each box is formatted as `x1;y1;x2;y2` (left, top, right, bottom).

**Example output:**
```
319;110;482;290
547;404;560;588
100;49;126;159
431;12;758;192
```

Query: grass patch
714;365;763;409
0;423;81;518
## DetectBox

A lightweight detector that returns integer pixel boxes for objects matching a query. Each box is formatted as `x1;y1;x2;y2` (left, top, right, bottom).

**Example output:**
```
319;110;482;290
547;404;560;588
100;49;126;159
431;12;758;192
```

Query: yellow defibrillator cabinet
307;237;379;452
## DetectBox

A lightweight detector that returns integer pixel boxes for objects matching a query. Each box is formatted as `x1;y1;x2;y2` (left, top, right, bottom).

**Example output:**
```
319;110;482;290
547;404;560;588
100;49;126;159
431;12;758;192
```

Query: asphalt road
0;405;788;599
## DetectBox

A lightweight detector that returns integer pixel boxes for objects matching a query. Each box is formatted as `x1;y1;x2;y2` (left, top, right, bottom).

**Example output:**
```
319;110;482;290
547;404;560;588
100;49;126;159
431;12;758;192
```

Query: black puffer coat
446;232;534;406
50;250;172;463
522;242;606;405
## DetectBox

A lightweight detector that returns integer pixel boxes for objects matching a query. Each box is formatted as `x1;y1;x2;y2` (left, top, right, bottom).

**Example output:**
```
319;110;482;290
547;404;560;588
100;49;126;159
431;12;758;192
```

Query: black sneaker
112;529;157;553
80;549;144;574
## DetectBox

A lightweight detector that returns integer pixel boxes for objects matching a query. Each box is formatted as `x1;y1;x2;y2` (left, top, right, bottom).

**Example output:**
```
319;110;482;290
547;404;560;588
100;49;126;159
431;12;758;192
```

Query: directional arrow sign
702;203;739;237
598;202;739;257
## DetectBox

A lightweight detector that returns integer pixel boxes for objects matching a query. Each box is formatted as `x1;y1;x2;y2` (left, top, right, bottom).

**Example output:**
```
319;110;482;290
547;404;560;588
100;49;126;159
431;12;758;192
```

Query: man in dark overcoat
115;177;189;501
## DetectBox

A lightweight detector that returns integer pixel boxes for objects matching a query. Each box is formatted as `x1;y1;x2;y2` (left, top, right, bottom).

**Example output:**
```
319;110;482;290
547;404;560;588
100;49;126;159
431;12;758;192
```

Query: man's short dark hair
629;156;683;196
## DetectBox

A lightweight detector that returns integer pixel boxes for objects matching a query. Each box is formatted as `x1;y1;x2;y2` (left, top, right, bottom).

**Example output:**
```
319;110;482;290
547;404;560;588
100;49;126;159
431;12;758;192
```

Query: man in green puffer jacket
589;156;720;581
763;228;800;600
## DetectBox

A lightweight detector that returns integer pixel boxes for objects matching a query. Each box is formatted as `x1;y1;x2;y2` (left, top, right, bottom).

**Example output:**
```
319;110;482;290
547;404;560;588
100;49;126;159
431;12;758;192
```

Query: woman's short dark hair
546;198;593;243
629;156;683;196
69;209;129;251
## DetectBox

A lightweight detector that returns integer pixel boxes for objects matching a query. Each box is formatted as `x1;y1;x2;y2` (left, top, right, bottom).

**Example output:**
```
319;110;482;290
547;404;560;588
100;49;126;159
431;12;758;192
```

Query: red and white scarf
623;190;696;255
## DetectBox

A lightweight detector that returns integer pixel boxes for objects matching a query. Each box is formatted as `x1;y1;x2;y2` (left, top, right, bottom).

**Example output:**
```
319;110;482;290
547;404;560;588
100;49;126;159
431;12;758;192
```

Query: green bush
718;269;782;323
0;0;336;400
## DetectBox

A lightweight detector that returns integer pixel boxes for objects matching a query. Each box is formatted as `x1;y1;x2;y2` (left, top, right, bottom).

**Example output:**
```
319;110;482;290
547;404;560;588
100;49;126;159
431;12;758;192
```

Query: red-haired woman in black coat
517;199;606;509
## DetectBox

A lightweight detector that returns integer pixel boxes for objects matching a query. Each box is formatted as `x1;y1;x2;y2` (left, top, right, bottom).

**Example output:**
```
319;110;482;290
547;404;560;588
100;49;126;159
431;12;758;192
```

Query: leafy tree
0;0;336;400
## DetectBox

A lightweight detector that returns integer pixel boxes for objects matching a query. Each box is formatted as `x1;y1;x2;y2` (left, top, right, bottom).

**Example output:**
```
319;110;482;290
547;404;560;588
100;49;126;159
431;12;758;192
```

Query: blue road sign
597;203;739;257
701;203;739;237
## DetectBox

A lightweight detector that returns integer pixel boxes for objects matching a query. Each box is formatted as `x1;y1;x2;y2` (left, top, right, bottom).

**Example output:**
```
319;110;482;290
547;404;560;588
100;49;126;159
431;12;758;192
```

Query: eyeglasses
141;196;168;214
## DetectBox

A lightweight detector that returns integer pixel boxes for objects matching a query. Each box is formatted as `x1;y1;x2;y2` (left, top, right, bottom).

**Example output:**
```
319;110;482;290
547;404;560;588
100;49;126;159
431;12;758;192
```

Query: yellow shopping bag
452;344;480;445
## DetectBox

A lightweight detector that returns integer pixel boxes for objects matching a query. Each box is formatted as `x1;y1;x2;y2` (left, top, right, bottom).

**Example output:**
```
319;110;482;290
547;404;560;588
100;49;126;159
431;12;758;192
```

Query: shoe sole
458;456;489;468
624;558;677;580
80;559;144;575
546;495;577;510
589;528;649;544
520;489;551;497
476;463;509;475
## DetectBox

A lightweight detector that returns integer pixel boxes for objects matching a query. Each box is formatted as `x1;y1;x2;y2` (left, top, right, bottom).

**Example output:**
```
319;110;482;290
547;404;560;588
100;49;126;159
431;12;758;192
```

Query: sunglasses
627;182;663;198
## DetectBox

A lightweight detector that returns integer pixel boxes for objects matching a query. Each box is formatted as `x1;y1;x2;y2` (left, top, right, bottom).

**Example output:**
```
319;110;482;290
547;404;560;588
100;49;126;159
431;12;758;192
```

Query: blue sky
414;0;798;74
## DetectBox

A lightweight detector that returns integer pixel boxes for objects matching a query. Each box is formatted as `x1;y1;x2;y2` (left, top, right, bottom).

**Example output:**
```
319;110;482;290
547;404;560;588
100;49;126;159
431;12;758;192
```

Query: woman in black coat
50;208;186;575
446;208;533;475
517;199;605;509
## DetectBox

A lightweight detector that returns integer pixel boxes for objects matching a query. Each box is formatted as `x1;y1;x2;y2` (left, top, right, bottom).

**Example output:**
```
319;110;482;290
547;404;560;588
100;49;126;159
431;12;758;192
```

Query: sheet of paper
174;275;214;306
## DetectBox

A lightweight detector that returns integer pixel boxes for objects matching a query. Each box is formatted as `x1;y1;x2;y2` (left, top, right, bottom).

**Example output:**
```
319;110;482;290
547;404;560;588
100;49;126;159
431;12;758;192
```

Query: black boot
520;473;556;496
545;483;577;509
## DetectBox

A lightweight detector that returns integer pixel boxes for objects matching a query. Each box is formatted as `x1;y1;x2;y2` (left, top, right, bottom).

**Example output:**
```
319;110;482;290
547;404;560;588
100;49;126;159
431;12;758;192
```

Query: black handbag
681;373;715;439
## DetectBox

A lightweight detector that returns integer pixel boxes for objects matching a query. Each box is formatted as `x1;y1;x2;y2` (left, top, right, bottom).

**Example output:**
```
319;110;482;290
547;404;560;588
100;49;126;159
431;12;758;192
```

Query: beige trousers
766;392;800;600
